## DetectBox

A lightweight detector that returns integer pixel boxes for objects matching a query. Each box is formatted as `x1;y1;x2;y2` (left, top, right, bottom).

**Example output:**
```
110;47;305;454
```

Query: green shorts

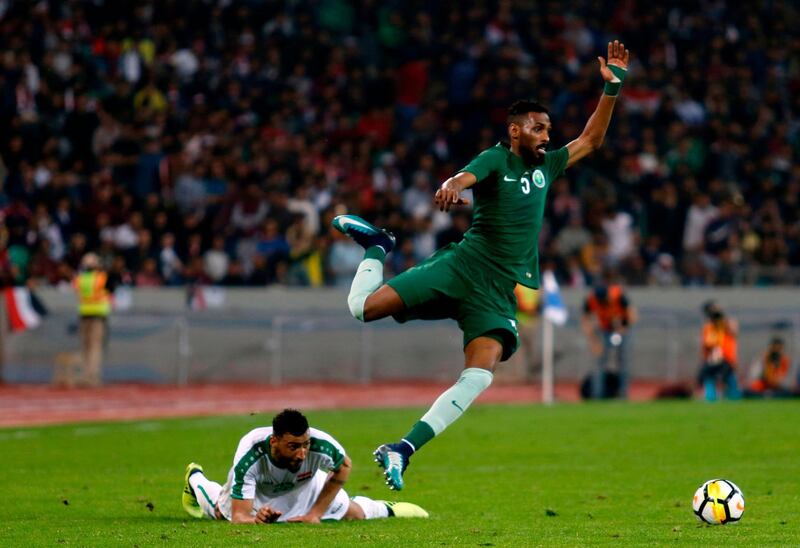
386;243;520;361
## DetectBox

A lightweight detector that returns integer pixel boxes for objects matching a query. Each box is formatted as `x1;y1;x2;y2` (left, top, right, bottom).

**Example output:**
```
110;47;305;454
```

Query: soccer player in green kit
333;41;630;490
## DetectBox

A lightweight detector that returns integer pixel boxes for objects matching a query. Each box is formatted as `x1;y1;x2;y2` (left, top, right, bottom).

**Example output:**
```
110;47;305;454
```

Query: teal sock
403;368;494;452
347;252;384;321
364;245;386;262
402;421;435;452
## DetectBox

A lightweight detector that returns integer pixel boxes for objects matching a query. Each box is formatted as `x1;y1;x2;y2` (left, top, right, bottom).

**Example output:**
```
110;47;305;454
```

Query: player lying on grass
182;408;428;523
333;41;630;490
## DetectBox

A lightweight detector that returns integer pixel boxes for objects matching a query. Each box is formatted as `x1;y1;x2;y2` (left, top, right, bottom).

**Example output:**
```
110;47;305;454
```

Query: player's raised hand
598;40;629;81
255;505;282;524
434;181;470;212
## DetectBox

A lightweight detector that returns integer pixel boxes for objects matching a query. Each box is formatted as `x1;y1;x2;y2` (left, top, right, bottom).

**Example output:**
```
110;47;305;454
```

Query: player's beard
273;453;304;472
521;146;544;165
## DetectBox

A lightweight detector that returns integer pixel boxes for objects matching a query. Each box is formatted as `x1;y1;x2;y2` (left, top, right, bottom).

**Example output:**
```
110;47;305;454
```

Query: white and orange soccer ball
692;479;745;525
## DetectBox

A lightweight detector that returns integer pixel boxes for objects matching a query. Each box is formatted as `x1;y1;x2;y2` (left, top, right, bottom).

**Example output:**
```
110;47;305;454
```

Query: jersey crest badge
532;169;546;188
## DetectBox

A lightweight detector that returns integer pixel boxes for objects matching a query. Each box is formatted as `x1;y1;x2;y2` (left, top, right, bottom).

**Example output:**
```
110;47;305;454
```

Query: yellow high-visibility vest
514;283;540;324
74;271;111;317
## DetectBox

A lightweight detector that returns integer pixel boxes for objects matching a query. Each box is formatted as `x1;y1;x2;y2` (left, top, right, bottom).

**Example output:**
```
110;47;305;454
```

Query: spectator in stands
556;214;592;259
135;257;163;287
158;233;184;286
203;235;230;284
683;192;718;258
0;2;798;289
702;199;739;282
648;253;679;286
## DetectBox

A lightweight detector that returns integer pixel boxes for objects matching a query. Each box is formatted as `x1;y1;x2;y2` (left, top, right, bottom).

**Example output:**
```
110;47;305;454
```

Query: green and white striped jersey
223;427;346;502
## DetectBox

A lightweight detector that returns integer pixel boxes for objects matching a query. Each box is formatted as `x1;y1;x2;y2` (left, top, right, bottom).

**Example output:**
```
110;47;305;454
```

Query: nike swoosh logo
338;217;373;232
451;400;464;412
503;175;517;182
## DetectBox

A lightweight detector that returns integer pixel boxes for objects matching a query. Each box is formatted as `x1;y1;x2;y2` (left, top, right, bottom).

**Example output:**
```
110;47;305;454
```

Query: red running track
0;382;663;428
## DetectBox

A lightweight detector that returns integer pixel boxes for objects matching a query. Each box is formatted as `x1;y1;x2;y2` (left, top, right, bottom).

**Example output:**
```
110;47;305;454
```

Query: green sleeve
458;147;504;182
544;146;569;179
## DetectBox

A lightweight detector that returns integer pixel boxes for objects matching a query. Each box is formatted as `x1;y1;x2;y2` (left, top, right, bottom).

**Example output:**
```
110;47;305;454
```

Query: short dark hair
593;285;609;302
702;300;723;320
272;408;309;437
507;100;549;124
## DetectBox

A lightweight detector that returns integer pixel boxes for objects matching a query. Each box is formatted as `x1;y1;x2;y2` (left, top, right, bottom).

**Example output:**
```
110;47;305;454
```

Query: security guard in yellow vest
72;253;113;387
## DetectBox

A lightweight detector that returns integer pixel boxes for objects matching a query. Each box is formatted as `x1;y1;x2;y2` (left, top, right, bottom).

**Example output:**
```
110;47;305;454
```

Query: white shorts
217;470;350;522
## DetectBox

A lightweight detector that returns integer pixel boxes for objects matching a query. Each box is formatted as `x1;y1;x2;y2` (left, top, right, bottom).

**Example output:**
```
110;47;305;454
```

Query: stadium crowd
0;0;798;290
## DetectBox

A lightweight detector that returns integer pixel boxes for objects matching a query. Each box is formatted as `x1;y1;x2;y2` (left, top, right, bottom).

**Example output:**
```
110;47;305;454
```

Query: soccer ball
692;479;745;525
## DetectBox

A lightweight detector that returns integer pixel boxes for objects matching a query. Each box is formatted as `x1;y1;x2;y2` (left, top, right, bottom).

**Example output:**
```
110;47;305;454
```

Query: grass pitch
1;401;798;546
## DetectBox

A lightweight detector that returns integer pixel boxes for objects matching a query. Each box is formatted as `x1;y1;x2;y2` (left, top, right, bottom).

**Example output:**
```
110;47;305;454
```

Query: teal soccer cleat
332;215;396;254
373;443;410;491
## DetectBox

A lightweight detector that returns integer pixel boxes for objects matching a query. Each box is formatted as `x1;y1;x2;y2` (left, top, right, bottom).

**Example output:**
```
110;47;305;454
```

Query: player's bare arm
565;40;630;168
287;456;353;523
434;171;475;212
231;498;282;524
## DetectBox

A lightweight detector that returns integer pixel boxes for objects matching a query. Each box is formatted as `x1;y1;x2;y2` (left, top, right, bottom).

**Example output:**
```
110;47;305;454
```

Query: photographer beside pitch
698;301;741;401
181;409;427;524
744;336;792;399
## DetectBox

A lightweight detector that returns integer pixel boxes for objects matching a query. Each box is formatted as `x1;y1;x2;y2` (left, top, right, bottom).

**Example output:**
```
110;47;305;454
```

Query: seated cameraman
744;337;792;398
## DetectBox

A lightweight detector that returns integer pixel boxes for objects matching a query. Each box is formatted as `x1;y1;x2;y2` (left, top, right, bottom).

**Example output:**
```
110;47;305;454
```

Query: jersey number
520;176;531;195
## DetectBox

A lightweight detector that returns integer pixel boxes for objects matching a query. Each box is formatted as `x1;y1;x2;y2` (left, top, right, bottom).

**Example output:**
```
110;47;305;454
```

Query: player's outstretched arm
565;40;630;169
231;498;282;524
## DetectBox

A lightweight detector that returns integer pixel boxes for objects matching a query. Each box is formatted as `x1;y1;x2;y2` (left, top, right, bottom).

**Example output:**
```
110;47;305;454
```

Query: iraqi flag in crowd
4;286;46;332
542;270;568;326
187;285;226;311
621;88;662;114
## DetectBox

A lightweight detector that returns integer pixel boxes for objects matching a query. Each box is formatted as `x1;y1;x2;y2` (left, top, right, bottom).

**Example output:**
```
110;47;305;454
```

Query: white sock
421;368;494;435
347;258;383;321
190;473;222;519
351;496;390;519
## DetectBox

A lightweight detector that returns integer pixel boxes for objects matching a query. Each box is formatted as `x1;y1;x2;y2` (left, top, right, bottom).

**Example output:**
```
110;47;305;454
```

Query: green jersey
457;142;569;289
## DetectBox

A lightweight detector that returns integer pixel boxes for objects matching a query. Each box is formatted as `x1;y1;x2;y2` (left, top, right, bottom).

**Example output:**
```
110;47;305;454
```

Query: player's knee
464;336;505;368
348;293;367;322
361;299;383;322
359;293;392;322
344;500;366;520
462;367;494;392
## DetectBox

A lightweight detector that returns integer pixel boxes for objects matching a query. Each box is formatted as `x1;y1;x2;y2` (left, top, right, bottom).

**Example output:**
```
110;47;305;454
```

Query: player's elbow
576;133;603;155
231;513;253;524
586;133;604;150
